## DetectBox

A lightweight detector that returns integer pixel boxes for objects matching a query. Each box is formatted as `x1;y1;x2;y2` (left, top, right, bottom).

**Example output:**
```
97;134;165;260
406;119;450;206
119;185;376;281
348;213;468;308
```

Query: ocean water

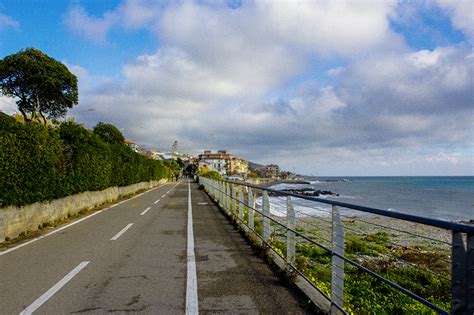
267;176;474;222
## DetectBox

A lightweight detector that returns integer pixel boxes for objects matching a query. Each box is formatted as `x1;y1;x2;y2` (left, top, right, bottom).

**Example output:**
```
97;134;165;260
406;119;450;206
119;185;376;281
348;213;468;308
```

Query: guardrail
199;177;473;315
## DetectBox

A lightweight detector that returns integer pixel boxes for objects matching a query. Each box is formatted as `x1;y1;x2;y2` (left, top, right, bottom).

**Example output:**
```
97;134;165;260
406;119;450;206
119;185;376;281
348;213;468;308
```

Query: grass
268;222;451;314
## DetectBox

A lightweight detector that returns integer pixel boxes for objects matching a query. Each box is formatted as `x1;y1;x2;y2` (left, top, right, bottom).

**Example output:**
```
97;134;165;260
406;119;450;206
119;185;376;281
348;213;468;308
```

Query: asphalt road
0;181;309;314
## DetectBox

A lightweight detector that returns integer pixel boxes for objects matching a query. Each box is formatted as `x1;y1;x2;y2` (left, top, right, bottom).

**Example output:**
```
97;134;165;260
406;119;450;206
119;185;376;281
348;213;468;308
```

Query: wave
255;195;377;219
308;179;350;184
256;196;332;217
270;183;312;190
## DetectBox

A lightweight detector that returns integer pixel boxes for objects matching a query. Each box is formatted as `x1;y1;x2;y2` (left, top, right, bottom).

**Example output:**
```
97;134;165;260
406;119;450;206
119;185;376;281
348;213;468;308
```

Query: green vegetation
198;170;223;181
269;226;450;314
93;122;125;144
0;115;170;207
0;48;78;124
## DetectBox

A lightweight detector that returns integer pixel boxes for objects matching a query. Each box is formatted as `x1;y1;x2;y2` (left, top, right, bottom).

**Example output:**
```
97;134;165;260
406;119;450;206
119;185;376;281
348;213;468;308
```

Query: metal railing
199;177;474;315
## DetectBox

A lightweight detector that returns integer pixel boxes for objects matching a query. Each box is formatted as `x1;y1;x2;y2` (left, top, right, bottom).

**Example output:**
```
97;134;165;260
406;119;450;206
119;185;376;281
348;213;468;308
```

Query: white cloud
117;0;162;29
257;0;400;55
64;5;117;44
0;96;17;114
0;13;19;30
327;67;345;77
407;49;440;68
122;48;243;101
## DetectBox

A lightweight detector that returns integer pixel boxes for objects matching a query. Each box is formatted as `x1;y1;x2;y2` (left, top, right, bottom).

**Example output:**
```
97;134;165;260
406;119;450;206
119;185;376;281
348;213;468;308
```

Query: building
199;150;232;160
124;140;141;153
227;157;249;175
198;150;233;175
265;164;280;177
255;164;280;178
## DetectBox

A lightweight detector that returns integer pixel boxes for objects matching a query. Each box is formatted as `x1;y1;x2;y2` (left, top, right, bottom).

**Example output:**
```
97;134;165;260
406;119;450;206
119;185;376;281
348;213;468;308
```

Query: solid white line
186;181;199;314
20;261;89;315
0;210;103;257
154;199;160;204
140;207;151;216
110;223;133;241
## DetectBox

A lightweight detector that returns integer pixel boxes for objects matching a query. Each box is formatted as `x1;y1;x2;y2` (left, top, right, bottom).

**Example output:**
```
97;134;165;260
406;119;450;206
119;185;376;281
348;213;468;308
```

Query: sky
0;0;473;176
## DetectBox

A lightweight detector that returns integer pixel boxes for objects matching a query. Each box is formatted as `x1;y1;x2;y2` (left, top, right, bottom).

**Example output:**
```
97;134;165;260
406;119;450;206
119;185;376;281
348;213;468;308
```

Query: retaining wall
0;179;168;241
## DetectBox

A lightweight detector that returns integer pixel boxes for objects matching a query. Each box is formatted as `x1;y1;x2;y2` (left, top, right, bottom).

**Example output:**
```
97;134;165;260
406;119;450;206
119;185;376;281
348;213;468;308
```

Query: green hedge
0;114;170;207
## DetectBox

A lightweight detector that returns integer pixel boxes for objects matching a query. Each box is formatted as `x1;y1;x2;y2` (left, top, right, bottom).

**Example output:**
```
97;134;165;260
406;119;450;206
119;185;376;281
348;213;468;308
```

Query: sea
266;176;474;222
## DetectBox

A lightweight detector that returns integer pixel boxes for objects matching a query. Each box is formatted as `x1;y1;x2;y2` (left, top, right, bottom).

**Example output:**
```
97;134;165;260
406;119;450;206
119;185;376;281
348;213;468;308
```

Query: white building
202;158;227;175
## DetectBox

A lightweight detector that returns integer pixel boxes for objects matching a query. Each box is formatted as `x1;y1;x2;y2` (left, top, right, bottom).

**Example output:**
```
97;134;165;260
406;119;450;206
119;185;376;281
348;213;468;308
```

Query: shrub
93;122;125;144
0;118;170;207
198;170;223;181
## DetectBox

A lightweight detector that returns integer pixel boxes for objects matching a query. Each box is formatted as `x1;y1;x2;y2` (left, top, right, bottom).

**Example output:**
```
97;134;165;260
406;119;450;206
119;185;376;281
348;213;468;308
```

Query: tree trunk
34;94;41;123
39;111;47;125
19;108;29;121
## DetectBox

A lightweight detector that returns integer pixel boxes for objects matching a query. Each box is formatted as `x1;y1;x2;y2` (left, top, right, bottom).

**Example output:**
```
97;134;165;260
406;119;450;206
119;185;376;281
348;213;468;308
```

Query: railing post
262;191;270;242
220;181;224;207
331;205;344;313
216;180;219;204
238;185;244;222
286;196;295;265
213;180;217;199
232;184;236;216
248;187;254;231
451;232;474;314
235;185;240;218
225;183;230;213
217;180;221;205
468;234;474;314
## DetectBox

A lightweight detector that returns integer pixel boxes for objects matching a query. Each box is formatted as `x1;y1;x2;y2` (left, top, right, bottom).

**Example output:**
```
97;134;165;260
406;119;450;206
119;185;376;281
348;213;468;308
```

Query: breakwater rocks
270;188;339;197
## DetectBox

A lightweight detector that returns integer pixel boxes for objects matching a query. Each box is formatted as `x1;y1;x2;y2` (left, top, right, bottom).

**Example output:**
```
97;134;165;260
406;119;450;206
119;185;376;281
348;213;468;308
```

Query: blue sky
1;0;473;175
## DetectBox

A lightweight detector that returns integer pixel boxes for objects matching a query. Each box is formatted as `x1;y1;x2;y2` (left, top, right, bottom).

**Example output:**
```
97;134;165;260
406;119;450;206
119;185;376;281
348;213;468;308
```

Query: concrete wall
0;179;168;241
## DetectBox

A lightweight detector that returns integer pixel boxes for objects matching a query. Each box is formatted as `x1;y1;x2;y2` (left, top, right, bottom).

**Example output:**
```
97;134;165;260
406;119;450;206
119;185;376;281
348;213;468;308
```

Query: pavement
0;180;310;314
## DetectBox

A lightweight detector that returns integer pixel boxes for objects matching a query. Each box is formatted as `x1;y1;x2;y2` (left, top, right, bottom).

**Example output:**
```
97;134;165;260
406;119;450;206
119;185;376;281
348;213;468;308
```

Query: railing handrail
217;178;474;234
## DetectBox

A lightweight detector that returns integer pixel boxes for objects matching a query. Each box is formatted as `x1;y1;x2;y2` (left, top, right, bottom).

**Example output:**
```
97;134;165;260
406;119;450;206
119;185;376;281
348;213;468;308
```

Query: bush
0;118;170;207
93;122;125;144
198;170;223;181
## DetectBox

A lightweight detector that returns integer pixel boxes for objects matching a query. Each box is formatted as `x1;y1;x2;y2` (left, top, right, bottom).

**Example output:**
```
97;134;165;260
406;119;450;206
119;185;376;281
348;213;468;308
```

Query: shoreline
252;179;311;188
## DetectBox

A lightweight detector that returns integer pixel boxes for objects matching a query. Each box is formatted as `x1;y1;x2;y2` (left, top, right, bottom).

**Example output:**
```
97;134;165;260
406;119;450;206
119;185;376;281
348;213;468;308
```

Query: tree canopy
93;122;125;144
0;48;78;124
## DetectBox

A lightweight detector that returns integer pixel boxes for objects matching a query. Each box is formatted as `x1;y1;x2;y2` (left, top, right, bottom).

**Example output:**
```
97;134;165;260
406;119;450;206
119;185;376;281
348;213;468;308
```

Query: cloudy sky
0;0;473;176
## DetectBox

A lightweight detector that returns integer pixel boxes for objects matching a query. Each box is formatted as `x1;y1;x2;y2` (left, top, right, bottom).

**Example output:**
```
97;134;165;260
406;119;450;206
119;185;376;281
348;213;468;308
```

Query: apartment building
227;157;249;175
198;150;232;175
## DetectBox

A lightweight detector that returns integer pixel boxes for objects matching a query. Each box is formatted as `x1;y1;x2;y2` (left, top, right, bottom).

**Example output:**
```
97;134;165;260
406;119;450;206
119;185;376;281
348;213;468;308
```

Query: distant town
125;139;297;181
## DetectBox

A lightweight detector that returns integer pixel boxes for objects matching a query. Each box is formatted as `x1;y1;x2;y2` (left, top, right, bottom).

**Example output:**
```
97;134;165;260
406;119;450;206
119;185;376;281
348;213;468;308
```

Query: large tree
0;48;78;124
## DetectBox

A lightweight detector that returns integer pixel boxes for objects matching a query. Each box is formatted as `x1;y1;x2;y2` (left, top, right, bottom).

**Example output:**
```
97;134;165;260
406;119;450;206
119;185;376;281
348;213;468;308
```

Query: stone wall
0;179;168;241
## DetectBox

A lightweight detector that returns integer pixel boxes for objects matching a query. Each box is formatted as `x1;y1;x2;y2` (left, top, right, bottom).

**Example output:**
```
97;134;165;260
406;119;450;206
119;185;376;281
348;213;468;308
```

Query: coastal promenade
0;181;309;314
